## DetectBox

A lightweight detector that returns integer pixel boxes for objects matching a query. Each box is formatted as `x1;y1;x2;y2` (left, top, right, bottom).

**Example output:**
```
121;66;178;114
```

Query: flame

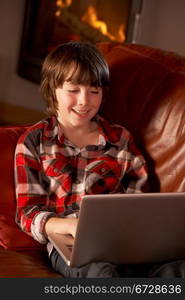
55;0;72;16
55;1;125;42
81;5;125;42
82;6;108;36
117;24;125;42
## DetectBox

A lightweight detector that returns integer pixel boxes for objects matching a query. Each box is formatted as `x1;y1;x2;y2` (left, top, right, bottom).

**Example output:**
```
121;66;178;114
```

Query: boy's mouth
72;108;89;115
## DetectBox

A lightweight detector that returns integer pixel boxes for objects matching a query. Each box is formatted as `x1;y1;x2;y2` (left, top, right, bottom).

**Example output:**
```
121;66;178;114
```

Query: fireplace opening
18;0;142;83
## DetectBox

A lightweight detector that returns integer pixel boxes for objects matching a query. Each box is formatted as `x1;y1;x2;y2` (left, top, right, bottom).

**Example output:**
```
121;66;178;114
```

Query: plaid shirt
15;115;148;244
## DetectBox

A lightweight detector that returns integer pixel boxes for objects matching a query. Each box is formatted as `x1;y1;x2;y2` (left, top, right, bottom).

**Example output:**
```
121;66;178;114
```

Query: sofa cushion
0;215;43;250
0;248;61;277
0;126;43;250
97;42;185;192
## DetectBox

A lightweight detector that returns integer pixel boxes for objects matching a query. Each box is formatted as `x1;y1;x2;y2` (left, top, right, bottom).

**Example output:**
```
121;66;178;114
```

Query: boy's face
55;81;103;129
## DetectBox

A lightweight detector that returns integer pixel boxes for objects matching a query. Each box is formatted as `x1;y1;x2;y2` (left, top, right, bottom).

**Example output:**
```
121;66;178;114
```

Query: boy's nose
78;91;88;106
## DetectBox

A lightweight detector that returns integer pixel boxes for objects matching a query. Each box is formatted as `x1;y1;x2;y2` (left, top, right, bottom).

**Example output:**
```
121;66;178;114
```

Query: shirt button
101;168;106;172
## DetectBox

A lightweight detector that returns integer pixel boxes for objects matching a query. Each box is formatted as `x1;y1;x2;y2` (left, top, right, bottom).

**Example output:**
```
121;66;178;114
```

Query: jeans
49;248;185;278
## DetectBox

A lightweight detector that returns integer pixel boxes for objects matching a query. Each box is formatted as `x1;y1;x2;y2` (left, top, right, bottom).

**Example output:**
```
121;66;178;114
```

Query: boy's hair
40;41;110;116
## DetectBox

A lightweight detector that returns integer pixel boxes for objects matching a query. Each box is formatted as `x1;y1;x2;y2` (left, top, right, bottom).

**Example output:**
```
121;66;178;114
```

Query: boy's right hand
44;217;78;238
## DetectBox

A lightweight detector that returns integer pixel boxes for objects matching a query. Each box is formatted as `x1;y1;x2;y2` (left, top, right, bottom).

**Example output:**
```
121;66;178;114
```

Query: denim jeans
49;248;185;278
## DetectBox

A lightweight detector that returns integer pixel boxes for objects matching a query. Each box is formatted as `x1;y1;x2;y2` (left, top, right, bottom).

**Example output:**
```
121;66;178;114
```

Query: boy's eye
90;89;99;94
91;91;99;94
68;89;79;93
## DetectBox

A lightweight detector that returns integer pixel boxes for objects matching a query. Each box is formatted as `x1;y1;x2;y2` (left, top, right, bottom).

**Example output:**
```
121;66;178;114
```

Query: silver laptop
48;192;185;267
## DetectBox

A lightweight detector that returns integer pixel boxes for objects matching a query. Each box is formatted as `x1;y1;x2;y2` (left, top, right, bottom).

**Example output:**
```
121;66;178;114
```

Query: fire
118;24;125;42
81;5;125;42
55;1;125;42
55;0;72;16
81;6;107;36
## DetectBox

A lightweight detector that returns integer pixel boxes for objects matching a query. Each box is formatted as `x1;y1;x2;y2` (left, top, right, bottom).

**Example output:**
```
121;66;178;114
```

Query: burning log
56;8;111;43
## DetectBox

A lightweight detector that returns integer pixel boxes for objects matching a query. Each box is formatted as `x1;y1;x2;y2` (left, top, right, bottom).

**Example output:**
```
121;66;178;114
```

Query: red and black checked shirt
15;115;148;243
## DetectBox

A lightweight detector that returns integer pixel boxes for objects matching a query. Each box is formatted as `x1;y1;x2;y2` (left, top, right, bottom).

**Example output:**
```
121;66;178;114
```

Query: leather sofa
0;42;185;277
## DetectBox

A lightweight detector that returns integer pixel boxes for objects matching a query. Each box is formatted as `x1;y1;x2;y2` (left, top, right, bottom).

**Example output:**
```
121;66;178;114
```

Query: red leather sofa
0;42;185;277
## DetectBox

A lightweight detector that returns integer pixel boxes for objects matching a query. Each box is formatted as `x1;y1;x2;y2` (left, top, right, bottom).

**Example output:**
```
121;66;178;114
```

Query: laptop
48;192;185;267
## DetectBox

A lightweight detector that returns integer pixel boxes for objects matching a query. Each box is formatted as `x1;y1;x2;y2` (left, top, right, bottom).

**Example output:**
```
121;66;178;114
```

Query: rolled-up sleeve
14;134;56;244
122;135;148;193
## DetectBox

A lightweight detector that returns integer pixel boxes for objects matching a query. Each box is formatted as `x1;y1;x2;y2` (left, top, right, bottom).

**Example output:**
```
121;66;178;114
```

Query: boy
15;41;148;277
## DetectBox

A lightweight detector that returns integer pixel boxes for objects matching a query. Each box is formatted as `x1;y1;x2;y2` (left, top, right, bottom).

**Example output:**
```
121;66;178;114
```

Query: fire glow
55;0;125;42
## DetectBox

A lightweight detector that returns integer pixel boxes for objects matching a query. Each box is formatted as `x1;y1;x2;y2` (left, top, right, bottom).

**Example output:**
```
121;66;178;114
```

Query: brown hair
40;41;110;116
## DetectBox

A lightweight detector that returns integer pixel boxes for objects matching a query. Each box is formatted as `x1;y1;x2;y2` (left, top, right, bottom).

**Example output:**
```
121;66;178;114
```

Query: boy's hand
44;217;78;238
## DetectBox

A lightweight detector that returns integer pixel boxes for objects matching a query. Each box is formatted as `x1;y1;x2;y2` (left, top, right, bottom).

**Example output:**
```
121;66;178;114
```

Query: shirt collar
44;115;119;148
95;115;121;147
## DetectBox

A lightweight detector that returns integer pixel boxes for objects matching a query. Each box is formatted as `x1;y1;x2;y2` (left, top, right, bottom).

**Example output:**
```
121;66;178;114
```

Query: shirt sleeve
14;132;56;244
122;134;148;193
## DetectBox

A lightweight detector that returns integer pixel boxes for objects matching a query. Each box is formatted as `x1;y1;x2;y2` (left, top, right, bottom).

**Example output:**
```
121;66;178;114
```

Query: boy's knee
71;262;118;278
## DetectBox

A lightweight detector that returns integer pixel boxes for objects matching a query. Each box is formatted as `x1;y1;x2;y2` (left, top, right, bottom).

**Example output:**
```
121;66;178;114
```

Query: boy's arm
15;136;78;243
14;136;56;243
122;136;148;194
44;217;78;239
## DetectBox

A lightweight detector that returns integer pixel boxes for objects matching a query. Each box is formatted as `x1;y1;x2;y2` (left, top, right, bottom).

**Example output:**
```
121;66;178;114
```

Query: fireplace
18;0;143;83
